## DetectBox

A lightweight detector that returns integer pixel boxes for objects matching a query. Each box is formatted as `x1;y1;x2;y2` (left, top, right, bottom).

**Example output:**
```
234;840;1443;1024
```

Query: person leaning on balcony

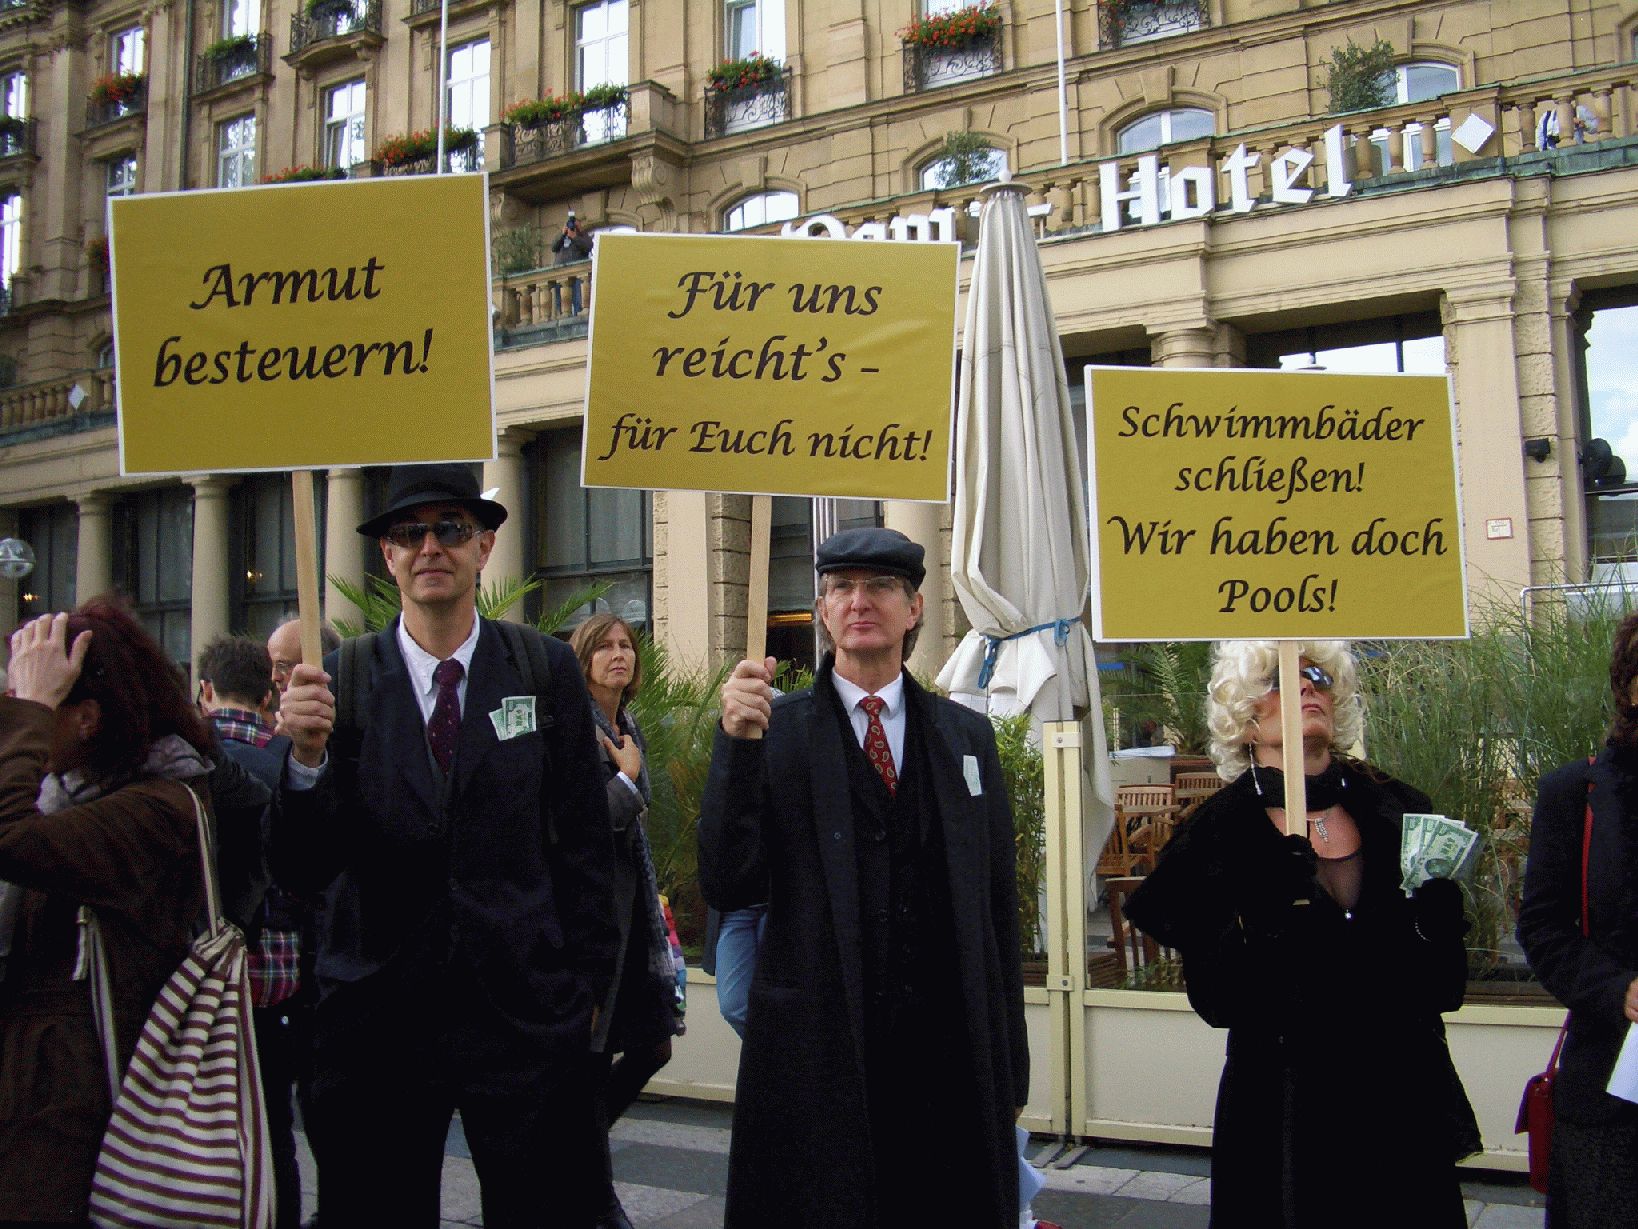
1518;610;1638;1229
699;527;1029;1229
1124;640;1478;1229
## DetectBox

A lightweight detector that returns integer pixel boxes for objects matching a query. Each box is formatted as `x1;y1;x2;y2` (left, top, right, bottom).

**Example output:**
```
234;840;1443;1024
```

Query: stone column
188;476;234;673
324;468;368;628
656;490;714;672
74;491;113;600
1150;326;1218;369
882;500;948;680
0;507;18;635
482;429;533;620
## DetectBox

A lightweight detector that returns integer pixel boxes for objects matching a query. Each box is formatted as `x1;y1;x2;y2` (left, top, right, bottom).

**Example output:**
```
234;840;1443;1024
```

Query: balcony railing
289;0;382;58
0;116;34;159
501;100;631;170
1098;0;1208;49
493;263;592;340
85;79;146;128
903;30;1002;94
196;34;274;94
704;68;791;139
0;370;116;438
376;142;483;177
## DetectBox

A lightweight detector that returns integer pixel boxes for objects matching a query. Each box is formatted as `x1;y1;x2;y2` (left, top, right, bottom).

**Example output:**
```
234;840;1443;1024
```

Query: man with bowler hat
277;462;619;1228
700;526;1029;1228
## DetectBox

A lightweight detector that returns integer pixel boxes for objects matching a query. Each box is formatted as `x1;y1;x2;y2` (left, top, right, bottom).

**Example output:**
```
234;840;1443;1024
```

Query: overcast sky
1588;305;1638;470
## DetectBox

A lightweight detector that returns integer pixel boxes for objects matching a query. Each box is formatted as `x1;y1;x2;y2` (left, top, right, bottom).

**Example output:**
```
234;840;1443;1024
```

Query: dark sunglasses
383;520;478;549
1272;663;1334;692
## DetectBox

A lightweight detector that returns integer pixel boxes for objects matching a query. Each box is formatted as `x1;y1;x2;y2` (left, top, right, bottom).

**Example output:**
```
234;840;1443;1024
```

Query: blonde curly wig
1204;640;1364;780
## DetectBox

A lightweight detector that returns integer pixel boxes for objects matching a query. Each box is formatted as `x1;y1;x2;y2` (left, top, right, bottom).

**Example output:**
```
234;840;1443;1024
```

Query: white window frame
1116;106;1213;154
1372;62;1459;173
106;153;137;197
1;192;21;286
216;113;257;188
111;26;146;76
323;79;367;171
446;39;490;164
1;71;26;119
724;190;798;232
725;0;784;61
575;0;629;91
222;0;255;37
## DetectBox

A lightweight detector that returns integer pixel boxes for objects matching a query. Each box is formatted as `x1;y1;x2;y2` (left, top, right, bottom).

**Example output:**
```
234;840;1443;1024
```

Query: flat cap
814;527;925;588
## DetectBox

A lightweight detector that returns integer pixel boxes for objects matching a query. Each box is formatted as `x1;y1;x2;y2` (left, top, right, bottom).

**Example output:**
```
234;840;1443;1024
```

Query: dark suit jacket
274;617;618;1079
698;657;1027;1229
1519;747;1638;1125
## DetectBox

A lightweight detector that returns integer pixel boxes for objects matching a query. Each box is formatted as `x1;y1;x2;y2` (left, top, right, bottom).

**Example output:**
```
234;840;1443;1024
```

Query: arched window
1372;62;1459;172
723;190;798;232
918;144;1006;190
1116;107;1213;154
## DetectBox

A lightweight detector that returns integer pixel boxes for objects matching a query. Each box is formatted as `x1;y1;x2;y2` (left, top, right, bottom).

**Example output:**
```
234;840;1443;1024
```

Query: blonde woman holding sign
1125;639;1477;1229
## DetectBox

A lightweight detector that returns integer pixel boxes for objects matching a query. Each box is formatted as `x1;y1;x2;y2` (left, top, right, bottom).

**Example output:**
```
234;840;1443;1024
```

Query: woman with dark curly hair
0;599;215;1225
1125;639;1477;1229
1518;610;1638;1228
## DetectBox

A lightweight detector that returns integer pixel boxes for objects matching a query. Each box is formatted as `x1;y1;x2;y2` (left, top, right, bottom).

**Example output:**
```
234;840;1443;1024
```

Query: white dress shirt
830;669;906;775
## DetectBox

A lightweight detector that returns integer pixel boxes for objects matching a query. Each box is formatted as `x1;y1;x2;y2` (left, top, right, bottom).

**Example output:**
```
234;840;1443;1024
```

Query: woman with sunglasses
1125;639;1477;1229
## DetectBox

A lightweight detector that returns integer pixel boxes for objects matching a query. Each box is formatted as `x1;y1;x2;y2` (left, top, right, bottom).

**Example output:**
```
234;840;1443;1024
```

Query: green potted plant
261;164;347;184
899;3;1002;50
0;114;25;148
1324;38;1397;113
503;94;581;129
705;51;782;94
203;33;257;67
580;82;628;111
89;72;144;110
84;235;109;271
373;127;475;168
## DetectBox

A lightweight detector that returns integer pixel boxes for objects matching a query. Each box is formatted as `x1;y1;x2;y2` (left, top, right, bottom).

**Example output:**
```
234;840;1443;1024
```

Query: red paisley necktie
859;695;897;796
427;658;464;773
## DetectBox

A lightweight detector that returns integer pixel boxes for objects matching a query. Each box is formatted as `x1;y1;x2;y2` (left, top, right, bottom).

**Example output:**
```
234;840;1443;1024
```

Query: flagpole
1054;0;1069;166
435;0;450;172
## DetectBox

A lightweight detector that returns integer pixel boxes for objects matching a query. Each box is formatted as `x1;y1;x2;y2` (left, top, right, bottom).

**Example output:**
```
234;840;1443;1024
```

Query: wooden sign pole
1276;640;1308;838
744;494;772;741
291;471;325;668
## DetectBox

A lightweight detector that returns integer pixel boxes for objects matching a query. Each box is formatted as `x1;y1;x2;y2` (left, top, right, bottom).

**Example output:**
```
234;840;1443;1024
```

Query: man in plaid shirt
198;635;308;1229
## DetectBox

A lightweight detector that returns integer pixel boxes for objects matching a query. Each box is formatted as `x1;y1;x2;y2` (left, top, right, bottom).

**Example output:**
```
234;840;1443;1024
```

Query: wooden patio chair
1174;771;1223;820
1112;784;1180;872
1104;876;1174;976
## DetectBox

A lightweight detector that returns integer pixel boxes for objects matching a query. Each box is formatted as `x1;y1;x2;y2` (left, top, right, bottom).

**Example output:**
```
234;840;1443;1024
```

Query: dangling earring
1247;720;1263;795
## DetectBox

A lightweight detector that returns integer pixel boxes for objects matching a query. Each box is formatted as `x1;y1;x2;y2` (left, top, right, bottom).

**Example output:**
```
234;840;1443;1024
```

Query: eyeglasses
824;575;905;601
383;520;479;549
1271;663;1334;692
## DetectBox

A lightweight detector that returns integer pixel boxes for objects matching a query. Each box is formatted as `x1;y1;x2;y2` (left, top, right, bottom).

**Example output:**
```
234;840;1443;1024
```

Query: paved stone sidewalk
293;1097;1547;1228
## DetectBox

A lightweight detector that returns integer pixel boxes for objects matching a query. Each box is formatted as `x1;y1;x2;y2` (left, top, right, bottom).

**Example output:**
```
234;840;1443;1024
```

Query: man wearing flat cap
276;462;618;1228
700;526;1029;1228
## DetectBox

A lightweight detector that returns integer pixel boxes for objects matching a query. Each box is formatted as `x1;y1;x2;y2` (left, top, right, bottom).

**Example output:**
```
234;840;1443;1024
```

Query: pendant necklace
1311;811;1331;842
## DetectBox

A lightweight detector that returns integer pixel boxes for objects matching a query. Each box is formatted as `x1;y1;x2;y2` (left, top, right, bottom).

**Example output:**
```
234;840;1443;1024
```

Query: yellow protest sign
1087;366;1468;641
583;232;958;501
111;175;494;475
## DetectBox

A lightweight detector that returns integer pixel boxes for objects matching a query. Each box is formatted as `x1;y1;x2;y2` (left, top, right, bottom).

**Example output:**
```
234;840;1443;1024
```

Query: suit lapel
808;664;869;1067
454;621;525;799
370;622;441;818
910;679;987;969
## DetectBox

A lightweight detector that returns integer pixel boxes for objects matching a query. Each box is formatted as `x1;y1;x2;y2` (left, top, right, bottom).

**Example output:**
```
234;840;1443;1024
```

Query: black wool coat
698;660;1028;1229
1125;764;1476;1229
1517;746;1638;1126
273;618;619;1089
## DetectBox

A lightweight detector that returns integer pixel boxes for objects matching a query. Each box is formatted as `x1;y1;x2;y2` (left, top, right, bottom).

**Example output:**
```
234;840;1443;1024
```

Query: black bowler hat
356;462;508;538
815;527;925;588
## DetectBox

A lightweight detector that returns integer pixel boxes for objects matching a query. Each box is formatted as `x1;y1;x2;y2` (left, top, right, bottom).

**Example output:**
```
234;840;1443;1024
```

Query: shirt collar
208;707;274;745
396;612;481;697
831;668;905;718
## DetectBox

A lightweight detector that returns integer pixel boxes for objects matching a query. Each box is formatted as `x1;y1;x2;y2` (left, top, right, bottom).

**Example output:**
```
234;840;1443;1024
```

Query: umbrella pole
1042;718;1084;1142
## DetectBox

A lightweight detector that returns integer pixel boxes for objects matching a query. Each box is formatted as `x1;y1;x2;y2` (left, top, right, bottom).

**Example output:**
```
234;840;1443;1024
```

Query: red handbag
1514;771;1594;1195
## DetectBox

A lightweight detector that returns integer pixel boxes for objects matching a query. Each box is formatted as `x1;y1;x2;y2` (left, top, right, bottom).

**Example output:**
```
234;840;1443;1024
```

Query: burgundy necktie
427;658;464;773
859;695;897;796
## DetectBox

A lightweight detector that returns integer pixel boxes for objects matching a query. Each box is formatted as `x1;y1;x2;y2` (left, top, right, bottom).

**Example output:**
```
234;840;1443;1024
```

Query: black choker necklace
1250;762;1348;810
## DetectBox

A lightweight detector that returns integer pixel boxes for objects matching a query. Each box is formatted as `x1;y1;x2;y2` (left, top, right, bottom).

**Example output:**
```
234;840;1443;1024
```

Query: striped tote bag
84;784;275;1229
